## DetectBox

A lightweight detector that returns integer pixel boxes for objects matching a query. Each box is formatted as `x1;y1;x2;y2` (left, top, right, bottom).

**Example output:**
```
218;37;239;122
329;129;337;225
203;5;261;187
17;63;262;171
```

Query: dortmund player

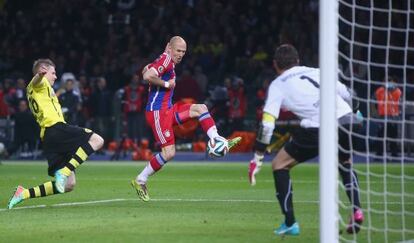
7;59;104;209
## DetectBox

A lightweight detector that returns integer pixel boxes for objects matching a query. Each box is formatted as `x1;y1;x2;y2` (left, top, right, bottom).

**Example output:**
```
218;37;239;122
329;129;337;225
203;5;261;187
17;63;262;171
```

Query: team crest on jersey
158;66;164;73
164;129;170;138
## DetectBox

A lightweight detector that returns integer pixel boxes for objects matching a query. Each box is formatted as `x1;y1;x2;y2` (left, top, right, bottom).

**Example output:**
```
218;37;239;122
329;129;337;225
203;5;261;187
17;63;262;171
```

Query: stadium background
1;1;414;243
0;0;413;160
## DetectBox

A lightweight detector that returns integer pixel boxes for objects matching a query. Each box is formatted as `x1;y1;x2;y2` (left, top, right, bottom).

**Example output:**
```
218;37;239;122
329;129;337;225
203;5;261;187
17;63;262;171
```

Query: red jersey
145;52;176;111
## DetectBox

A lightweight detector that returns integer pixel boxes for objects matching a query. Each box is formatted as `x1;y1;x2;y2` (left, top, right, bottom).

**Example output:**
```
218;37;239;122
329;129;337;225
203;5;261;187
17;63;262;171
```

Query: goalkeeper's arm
337;80;360;112
252;112;276;163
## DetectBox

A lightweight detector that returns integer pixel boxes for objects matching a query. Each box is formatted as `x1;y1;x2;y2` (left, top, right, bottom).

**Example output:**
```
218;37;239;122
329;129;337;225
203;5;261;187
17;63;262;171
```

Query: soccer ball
207;136;228;158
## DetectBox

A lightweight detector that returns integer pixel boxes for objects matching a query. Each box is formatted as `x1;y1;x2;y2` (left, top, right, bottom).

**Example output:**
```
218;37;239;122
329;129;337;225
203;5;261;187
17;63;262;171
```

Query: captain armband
255;112;276;152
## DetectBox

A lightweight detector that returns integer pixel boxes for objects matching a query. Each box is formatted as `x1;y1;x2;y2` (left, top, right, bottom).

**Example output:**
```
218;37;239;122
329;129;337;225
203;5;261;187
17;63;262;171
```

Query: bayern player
131;36;240;201
249;44;364;235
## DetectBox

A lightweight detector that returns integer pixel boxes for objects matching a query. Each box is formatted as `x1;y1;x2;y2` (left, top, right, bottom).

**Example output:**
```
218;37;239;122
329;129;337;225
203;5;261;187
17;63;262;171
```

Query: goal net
336;0;414;242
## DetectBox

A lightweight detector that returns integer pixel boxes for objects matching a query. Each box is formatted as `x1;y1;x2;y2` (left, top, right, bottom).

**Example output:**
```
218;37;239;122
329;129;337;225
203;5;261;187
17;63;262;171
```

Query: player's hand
166;78;176;89
37;65;48;76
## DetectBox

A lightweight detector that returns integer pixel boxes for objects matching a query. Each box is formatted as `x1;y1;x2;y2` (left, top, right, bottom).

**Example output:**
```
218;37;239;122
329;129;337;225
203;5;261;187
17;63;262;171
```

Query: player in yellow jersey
7;59;104;209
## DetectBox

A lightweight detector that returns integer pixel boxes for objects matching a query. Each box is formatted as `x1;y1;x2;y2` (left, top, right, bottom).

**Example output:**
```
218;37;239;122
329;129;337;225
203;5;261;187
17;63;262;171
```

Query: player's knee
161;148;176;161
65;180;76;192
198;104;208;114
90;133;104;151
191;104;208;117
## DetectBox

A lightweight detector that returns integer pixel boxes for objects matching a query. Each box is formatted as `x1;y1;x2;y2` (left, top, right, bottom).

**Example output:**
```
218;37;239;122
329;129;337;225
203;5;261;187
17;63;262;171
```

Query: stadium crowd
0;0;413;158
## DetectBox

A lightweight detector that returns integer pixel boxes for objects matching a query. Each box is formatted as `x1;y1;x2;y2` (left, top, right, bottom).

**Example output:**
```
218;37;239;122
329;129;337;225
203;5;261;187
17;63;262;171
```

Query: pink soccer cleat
346;209;364;234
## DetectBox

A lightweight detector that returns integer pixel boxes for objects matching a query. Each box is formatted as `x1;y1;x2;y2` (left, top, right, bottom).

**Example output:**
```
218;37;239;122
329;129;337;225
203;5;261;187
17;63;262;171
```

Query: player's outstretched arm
32;65;48;86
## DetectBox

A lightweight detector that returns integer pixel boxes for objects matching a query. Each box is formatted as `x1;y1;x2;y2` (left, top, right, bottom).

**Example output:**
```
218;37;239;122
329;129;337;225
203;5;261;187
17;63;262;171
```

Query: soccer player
7;59;104;209
131;36;240;201
248;44;364;235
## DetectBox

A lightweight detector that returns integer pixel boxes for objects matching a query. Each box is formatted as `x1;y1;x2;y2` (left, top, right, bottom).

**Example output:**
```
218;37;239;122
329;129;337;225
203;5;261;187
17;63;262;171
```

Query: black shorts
284;124;352;163
42;122;93;176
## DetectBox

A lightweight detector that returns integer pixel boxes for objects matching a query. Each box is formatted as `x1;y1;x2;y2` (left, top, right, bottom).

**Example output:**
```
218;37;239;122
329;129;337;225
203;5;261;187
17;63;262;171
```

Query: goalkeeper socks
339;163;362;211
22;181;59;199
60;143;94;176
273;169;296;226
198;112;218;139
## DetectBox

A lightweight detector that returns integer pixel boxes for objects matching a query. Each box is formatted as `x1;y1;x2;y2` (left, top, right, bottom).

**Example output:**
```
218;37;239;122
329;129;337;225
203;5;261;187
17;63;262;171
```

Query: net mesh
337;0;414;242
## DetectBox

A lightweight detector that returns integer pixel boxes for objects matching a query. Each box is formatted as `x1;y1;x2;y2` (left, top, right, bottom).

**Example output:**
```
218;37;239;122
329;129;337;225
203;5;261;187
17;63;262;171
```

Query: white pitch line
1;198;413;212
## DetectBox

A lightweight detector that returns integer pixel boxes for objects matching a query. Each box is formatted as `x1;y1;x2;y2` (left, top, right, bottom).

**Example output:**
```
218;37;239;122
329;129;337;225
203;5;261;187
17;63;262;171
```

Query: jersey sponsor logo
158;66;164;73
164;129;171;138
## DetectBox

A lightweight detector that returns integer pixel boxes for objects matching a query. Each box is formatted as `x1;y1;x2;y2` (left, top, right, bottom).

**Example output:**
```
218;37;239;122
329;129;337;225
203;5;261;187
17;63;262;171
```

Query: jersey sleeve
29;76;48;90
336;80;352;101
148;53;173;77
263;82;284;119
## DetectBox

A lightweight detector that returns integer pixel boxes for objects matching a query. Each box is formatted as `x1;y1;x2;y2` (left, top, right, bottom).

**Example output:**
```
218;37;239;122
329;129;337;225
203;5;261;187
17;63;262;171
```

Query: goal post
321;0;414;242
319;0;339;242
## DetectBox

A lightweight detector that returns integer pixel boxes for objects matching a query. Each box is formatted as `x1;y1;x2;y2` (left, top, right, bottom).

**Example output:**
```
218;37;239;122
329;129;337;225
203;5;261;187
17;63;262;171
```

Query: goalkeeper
249;44;364;235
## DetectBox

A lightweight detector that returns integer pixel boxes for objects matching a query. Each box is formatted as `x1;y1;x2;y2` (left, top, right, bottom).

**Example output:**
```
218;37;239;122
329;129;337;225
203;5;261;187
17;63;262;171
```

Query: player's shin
198;112;218;139
60;142;95;176
339;163;362;211
25;181;59;199
273;170;296;226
137;153;167;183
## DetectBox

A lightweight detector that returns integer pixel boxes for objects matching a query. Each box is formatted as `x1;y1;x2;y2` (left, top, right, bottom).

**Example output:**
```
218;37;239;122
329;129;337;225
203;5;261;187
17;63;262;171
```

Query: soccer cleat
228;136;242;150
248;160;262;186
54;170;68;193
7;185;25;209
274;222;300;236
131;180;150;202
346;209;364;234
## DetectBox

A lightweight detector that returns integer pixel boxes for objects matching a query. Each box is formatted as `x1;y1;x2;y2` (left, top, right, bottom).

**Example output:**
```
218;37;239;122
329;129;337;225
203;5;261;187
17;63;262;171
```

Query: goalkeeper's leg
272;147;300;236
339;161;364;234
338;124;364;234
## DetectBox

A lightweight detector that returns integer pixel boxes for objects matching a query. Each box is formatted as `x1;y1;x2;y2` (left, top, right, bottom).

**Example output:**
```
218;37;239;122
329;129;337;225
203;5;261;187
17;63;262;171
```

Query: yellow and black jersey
26;76;65;138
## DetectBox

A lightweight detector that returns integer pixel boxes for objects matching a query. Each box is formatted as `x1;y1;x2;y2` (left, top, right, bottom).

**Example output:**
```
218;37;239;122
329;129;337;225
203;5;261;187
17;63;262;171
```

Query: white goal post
321;0;414;242
319;0;339;242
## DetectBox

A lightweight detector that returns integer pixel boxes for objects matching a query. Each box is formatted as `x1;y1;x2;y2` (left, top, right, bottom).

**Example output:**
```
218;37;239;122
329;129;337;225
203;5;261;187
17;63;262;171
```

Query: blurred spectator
193;65;208;96
174;69;202;101
7;100;39;157
59;79;81;125
123;74;147;143
227;77;247;132
256;77;271;123
205;82;229;136
90;77;113;144
0;82;10;117
78;75;92;126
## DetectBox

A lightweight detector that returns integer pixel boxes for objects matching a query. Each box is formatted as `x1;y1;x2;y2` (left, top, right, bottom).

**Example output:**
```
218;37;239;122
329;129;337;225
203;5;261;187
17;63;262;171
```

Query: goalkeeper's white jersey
263;66;352;128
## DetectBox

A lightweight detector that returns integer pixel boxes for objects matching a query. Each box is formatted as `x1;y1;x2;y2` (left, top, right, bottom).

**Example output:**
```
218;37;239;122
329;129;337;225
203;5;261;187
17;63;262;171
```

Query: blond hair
32;59;55;75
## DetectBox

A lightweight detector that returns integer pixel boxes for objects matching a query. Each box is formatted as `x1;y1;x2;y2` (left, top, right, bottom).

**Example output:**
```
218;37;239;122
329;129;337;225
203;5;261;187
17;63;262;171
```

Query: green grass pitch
0;161;413;242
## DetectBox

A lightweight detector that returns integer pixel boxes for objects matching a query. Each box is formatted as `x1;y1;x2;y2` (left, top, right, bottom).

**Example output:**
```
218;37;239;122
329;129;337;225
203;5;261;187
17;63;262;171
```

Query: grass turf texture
0;161;413;243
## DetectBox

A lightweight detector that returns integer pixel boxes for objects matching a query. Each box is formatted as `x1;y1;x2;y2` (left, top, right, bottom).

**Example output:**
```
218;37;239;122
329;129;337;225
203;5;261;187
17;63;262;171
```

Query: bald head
169;36;186;47
168;36;187;64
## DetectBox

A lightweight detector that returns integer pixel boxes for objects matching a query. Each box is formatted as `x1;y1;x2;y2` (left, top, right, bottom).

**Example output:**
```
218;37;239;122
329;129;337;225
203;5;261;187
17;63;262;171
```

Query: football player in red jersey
131;36;241;201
